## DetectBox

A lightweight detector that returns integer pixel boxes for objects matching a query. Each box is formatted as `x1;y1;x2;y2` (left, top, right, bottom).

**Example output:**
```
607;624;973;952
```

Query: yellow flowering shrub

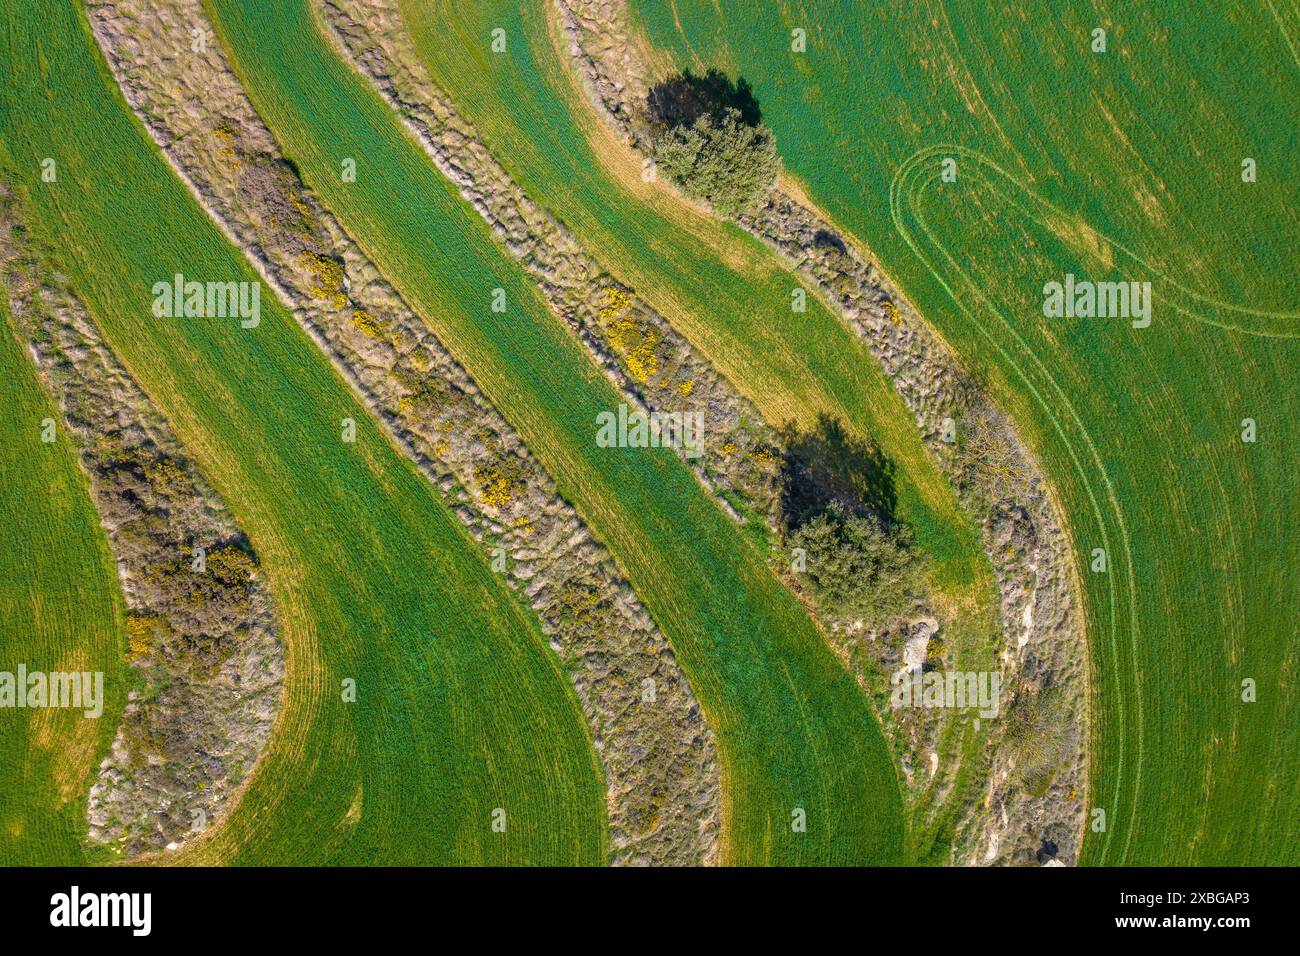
300;252;347;309
125;615;160;661
207;545;256;586
597;288;661;382
597;287;633;322
475;454;527;511
609;318;661;383
144;456;191;498
925;636;945;664
351;309;383;338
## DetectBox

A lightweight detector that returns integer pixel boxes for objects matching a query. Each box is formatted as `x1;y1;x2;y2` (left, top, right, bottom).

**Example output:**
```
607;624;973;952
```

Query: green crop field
632;0;1300;864
0;0;1292;886
200;0;906;865
1;0;609;865
395;0;1001;859
0;296;125;865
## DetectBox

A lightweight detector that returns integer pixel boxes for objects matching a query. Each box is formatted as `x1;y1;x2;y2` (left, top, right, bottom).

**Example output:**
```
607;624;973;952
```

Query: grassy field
0;296;125;865
1;0;610;865
633;0;1300;863
202;0;906;864
395;0;1002;860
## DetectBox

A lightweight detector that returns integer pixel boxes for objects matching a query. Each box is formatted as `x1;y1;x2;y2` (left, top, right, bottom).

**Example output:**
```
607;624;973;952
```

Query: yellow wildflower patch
143;456;191;498
598;287;661;382
609;317;661;383
476;457;526;510
300;252;347;309
207;545;256;585
597;286;633;323
351;309;383;338
480;476;513;510
125;615;160;661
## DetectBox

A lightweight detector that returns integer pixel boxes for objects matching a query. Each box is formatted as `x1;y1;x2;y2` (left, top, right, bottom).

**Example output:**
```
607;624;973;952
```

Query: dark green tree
790;501;925;626
645;69;779;217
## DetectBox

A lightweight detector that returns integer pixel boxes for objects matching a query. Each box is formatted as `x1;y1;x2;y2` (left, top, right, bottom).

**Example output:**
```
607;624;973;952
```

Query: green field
5;0;1289;869
0;296;125;865
1;0;609;865
632;0;1300;863
394;0;1003;858
201;0;906;864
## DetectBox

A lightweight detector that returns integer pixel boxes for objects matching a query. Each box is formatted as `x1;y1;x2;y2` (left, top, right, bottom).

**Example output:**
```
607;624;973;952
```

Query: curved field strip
0;297;126;865
633;0;1300;863
896;146;1300;339
204;0;905;864
1;0;607;865
890;153;1142;864
394;0;1001;859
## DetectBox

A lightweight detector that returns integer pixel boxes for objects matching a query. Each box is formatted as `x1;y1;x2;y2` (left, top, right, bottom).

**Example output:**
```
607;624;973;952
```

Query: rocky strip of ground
87;0;720;865
552;0;1087;865
0;187;284;858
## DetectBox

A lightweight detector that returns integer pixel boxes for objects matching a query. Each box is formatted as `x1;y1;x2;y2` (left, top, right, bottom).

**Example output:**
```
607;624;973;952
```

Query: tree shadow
778;413;898;532
812;229;847;254
646;68;762;129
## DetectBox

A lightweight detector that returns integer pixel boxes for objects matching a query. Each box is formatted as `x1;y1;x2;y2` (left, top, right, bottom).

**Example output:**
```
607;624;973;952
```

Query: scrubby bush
1002;684;1070;797
126;615;162;661
651;110;778;217
645;69;779;218
790;501;925;626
